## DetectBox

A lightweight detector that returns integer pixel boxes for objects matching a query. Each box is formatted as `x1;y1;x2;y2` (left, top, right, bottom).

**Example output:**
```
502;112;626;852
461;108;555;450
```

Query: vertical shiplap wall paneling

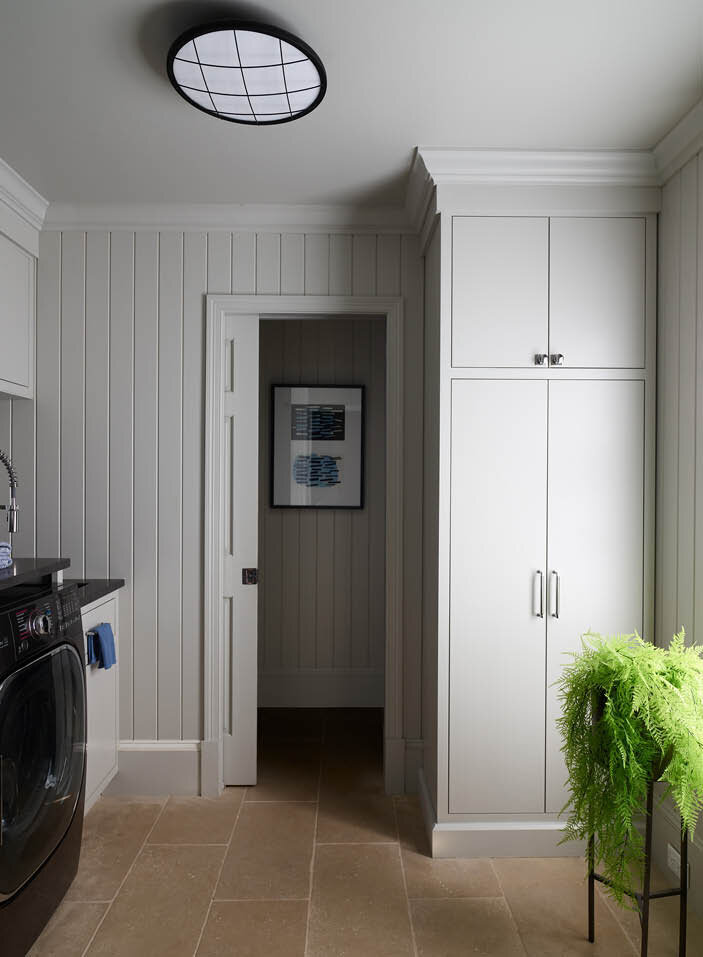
109;231;135;739
36;230;61;557
181;231;207;740
281;321;302;672
132;232;159;739
232;232;256;294
157;232;184;738
677;159;698;642
401;234;423;744
351;319;371;669
695;153;703;643
258;315;385;705
298;320;319;671
36;227;420;741
60;232;86;576
304;235;329;295
315;317;336;670
657;176;681;648
84;232;110;577
256;233;281;294
332;319;354;670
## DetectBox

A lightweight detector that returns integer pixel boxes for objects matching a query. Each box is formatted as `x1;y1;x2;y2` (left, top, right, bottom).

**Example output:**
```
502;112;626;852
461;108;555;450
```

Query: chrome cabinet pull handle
550;570;560;618
550;353;565;367
534;353;549;366
534;571;544;617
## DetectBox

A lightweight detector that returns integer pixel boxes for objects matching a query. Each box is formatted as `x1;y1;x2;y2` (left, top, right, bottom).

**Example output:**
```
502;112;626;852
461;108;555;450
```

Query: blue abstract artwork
293;453;341;488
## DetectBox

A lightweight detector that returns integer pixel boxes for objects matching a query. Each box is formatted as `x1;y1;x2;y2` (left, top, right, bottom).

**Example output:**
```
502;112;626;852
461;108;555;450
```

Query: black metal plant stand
588;778;688;957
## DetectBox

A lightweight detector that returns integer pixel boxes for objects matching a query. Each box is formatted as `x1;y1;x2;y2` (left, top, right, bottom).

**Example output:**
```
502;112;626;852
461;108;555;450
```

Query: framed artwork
271;384;365;508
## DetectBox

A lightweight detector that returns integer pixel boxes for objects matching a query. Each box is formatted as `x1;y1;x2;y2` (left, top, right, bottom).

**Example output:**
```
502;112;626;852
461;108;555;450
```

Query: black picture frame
270;384;365;509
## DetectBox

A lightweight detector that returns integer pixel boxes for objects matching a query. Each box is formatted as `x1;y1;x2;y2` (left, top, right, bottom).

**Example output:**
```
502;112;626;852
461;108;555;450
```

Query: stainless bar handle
533;571;544;617
534;353;549;367
550;353;565;367
550;570;560;618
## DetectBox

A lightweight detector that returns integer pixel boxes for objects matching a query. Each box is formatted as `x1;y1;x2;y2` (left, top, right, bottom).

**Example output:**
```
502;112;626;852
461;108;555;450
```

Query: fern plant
558;630;703;907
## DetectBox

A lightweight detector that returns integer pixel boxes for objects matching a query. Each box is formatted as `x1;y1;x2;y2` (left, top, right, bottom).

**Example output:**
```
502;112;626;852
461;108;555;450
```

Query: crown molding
0;157;49;232
405;149;435;236
653;98;703;184
415;147;660;189
43;201;413;233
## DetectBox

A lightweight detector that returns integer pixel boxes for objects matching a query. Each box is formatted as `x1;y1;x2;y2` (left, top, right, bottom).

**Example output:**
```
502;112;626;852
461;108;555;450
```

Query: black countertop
64;578;125;607
0;557;71;592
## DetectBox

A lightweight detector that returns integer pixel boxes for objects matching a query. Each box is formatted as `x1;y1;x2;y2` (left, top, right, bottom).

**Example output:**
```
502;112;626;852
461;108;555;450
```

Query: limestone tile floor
30;708;703;956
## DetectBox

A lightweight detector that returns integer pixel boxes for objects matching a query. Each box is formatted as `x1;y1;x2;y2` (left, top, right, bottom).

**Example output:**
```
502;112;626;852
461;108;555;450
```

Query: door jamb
203;294;404;796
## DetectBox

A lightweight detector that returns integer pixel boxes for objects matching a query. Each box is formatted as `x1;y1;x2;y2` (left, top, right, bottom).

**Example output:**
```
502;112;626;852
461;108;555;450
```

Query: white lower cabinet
81;593;119;810
448;379;645;817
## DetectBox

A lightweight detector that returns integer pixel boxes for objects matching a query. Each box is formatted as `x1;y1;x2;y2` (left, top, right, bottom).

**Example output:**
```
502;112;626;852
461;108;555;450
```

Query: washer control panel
0;585;83;678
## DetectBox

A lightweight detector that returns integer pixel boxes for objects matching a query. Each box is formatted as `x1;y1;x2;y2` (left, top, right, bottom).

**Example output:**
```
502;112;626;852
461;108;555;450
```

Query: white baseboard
417;768;581;858
258;669;384;707
104;740;201;797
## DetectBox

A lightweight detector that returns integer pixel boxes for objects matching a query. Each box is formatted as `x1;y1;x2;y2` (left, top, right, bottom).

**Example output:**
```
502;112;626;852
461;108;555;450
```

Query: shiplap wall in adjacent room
258;319;385;707
31;229;424;759
655;151;703;914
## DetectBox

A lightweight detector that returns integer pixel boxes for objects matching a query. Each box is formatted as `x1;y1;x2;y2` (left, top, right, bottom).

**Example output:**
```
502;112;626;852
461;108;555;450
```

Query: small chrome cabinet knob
534;353;549;366
550;353;565;367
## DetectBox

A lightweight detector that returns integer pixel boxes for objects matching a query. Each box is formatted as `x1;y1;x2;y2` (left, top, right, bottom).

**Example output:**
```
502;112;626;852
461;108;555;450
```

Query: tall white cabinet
418;159;658;858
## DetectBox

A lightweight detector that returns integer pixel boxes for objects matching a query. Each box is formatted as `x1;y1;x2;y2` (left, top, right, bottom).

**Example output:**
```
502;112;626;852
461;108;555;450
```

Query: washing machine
0;582;86;956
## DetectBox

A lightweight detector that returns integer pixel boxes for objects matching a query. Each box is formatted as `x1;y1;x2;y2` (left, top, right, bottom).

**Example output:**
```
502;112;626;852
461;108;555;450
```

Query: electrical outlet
667;843;691;887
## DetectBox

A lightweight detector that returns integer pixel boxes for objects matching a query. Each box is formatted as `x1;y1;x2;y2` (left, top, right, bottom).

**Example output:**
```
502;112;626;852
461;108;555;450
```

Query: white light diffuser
167;21;326;125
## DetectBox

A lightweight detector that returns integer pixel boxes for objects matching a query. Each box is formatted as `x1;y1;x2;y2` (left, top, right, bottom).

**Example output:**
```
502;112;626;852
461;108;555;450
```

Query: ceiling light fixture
167;20;326;126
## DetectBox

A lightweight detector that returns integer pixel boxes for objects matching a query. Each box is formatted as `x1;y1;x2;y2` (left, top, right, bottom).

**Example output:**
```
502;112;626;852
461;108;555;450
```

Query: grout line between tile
393;796;419;957
594;880;640;954
212;897;311;903
304;719;323;957
191;787;249;957
314;840;400;846
80;797;169;957
147;842;229;847
487;859;530;957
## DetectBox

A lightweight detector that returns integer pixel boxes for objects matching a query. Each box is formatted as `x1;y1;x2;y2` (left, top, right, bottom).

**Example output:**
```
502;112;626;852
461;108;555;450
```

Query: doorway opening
256;317;386;794
203;294;404;798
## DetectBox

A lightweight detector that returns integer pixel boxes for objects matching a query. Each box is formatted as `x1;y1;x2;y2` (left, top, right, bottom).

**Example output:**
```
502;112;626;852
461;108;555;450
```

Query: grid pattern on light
171;28;323;124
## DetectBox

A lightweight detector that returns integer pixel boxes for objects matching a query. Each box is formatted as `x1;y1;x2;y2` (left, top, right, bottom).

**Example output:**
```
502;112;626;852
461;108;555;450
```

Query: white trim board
104;740;201;796
204;294;405;798
43;202;413;234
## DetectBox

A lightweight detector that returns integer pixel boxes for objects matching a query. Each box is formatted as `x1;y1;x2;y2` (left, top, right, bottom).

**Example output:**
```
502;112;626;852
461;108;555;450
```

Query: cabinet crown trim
415;148;659;187
0;156;49;233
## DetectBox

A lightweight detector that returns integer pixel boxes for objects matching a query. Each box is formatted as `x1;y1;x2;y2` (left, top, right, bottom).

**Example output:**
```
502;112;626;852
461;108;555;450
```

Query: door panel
222;315;259;785
449;379;548;813
549;217;645;368
452;217;549;368
546;380;644;812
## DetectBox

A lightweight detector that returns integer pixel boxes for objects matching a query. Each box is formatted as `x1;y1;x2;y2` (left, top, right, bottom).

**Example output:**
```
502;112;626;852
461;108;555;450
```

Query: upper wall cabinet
0;232;34;398
452;216;549;368
452;215;646;369
549;217;645;369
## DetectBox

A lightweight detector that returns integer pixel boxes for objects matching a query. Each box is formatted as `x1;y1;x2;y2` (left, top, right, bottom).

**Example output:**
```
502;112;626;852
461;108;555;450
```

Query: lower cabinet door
449;379;548;813
546;380;645;812
82;597;119;808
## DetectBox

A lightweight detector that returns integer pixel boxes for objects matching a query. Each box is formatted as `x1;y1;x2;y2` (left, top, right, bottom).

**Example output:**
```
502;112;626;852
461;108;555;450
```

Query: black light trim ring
167;20;327;126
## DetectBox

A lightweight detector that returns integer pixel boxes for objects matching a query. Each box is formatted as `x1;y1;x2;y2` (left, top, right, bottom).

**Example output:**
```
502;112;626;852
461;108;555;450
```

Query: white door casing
204;295;404;796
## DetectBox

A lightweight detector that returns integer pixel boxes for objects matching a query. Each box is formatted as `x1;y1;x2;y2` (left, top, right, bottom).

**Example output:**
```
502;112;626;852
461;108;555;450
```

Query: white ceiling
1;0;702;207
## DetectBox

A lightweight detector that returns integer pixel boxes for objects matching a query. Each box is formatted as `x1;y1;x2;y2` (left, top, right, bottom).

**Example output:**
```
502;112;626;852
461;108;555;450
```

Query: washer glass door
0;644;86;900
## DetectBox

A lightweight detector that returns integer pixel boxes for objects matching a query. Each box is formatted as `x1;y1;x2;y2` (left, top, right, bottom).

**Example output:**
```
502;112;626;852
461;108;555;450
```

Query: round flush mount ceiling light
167;20;326;125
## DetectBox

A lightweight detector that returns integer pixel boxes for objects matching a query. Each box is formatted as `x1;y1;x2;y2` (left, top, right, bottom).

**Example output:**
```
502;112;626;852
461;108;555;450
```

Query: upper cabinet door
549;217;645;368
0;233;33;395
452;217;549;367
